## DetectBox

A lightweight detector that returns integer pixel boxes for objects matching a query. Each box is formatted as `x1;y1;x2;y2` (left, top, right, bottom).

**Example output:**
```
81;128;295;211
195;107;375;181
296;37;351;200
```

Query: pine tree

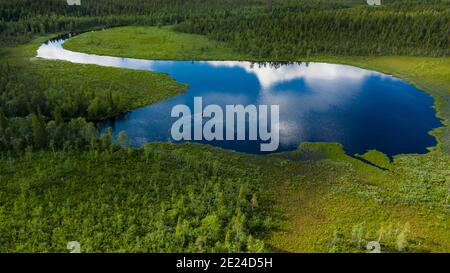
53;108;64;126
100;127;113;150
0;110;8;133
31;112;47;149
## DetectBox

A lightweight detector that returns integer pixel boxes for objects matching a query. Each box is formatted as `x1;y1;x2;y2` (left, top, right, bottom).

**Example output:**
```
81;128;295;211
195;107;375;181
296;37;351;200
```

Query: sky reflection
36;38;441;155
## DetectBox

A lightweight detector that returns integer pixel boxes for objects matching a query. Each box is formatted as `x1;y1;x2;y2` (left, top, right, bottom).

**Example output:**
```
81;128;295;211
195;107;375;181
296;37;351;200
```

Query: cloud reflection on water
36;38;439;155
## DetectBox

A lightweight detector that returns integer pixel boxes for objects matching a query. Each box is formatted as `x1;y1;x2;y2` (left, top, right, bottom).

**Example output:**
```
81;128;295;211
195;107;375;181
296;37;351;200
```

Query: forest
1;0;449;56
176;5;450;57
0;0;449;252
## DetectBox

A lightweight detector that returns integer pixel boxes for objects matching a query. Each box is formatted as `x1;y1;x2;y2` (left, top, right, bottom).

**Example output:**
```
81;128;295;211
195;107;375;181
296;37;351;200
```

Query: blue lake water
37;38;442;156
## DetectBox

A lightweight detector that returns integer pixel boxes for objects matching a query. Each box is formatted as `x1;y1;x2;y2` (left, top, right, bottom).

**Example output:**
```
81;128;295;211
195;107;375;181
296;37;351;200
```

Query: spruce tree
31;112;47;149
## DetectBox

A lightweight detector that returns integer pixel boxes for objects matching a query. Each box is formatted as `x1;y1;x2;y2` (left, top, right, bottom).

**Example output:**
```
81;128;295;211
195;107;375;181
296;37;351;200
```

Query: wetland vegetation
0;0;449;252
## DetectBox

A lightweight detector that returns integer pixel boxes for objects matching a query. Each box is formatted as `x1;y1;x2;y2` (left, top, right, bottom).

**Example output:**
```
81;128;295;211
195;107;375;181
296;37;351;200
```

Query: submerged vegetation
0;0;449;252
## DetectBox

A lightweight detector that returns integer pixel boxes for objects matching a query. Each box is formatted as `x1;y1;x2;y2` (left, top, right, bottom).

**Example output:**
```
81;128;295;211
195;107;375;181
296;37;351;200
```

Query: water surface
37;38;442;156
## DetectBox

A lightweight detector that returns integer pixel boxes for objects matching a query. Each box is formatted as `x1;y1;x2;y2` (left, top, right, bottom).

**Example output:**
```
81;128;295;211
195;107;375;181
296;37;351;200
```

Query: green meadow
64;26;251;61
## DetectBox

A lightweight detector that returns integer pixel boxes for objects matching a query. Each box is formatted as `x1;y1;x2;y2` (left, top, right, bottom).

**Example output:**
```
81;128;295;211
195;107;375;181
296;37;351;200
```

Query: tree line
2;0;447;55
175;1;450;57
0;0;260;45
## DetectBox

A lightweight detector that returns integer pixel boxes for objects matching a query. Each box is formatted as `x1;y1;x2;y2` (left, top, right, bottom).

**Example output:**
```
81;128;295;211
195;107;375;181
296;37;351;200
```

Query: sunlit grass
64;26;251;61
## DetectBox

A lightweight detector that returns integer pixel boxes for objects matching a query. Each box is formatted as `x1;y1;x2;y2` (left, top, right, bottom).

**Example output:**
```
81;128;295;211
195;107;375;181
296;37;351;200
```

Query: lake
37;37;442;156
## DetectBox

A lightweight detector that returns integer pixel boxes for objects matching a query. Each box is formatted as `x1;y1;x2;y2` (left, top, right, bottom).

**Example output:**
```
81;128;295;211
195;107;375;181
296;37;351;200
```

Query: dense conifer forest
176;2;450;57
1;0;449;56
